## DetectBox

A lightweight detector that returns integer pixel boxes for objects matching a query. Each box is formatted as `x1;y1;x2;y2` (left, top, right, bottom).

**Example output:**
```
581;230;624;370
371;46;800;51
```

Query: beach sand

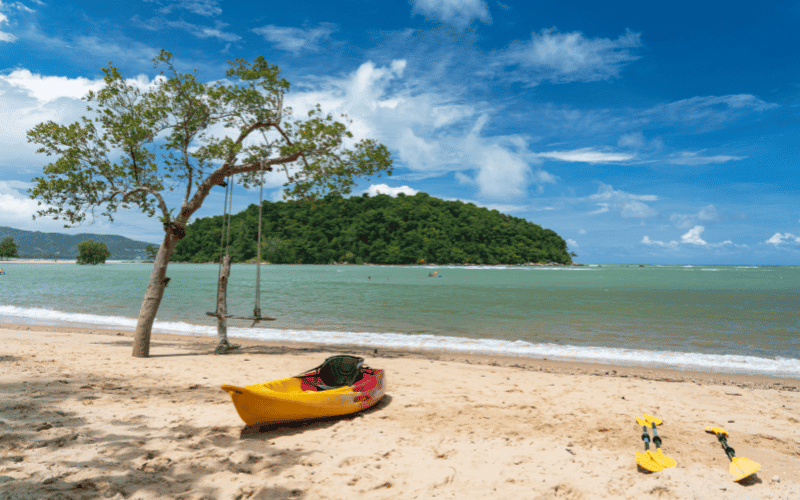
1;323;798;499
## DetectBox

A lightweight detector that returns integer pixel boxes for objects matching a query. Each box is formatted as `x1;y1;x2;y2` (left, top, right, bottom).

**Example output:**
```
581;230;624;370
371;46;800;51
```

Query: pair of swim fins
635;414;676;472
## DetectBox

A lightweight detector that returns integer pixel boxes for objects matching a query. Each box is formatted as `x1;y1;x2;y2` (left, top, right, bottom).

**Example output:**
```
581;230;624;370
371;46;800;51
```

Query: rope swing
207;164;276;354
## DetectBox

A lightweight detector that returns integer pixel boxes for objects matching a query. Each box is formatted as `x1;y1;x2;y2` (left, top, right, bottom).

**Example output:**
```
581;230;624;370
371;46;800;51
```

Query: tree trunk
214;255;235;354
132;230;176;358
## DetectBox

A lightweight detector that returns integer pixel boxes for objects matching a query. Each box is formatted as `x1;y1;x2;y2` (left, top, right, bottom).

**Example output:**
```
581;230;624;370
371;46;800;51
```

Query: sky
0;0;798;265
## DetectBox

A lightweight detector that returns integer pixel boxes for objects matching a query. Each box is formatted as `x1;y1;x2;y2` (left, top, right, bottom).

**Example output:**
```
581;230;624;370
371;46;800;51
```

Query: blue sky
0;0;798;264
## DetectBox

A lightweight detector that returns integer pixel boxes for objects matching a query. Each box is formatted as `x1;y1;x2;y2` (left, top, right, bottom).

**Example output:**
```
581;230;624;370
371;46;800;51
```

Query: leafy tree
27;50;392;357
262;236;295;264
0;237;19;260
144;244;159;260
76;240;111;265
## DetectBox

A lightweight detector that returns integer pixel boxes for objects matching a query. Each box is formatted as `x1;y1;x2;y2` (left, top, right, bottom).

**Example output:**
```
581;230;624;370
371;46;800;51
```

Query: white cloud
538;147;634;163
642;226;739;250
566;238;578;248
666;150;747;166
134;16;240;42
0;69;104;101
411;0;490;27
283;60;552;200
765;232;800;246
617;131;662;151
578;229;586;234
0;12;17;42
641;236;678;249
154;0;222;17
504;28;641;83
0;179;164;242
366;184;419;197
670;205;720;228
584;183;658;218
460;114;553;198
0;70;165;169
643;95;778;130
252;23;336;55
0;180;51;227
681;225;707;245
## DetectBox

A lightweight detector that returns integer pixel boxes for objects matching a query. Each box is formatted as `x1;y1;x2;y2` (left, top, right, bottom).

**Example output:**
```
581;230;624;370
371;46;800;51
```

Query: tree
144;244;159;260
0;237;19;260
27;50;393;357
76;240;111;265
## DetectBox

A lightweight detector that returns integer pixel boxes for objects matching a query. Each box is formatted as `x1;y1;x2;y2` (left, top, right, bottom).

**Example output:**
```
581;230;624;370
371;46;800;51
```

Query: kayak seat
308;355;364;391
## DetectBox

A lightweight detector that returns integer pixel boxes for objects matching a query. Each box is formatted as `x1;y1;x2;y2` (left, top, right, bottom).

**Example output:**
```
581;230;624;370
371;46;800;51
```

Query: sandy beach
1;323;798;500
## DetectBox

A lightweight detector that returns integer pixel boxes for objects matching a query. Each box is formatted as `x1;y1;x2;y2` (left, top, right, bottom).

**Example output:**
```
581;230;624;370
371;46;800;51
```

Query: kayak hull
222;368;385;425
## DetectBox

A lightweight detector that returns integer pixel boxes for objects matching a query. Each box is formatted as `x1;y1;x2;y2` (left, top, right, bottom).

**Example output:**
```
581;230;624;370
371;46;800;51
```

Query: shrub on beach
76;240;111;265
0;236;19;260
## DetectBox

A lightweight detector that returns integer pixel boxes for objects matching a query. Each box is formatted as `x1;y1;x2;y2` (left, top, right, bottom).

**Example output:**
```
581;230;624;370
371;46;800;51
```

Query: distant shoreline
2;259;78;264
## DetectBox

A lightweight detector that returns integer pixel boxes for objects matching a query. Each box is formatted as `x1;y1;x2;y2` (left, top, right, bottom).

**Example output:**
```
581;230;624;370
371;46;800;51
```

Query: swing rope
208;163;275;324
253;163;264;319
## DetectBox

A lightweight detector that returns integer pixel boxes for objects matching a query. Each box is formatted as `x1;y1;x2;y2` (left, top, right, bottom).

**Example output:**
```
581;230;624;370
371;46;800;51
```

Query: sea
1;262;799;378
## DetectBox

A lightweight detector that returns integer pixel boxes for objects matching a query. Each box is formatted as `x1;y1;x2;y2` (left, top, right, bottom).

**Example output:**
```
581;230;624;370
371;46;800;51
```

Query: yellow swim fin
706;426;761;481
637;414;676;468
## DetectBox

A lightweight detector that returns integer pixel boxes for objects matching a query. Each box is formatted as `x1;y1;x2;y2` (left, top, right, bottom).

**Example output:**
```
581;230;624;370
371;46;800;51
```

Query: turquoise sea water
1;262;798;377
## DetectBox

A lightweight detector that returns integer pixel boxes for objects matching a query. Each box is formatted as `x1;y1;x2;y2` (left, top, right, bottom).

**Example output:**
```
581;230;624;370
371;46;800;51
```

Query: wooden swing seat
206;312;276;322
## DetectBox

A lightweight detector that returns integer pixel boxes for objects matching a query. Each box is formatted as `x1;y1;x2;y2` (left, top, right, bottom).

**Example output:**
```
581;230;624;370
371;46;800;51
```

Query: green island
172;192;574;265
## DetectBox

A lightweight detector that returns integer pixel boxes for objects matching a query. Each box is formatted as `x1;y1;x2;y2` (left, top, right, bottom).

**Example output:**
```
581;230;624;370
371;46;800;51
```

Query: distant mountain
0;226;154;260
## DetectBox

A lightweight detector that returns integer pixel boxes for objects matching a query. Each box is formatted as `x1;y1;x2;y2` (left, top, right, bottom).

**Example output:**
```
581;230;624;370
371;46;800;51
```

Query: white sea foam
2;305;799;378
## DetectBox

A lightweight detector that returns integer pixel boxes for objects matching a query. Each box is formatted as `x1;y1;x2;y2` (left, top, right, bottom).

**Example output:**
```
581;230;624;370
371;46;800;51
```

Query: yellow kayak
222;356;385;425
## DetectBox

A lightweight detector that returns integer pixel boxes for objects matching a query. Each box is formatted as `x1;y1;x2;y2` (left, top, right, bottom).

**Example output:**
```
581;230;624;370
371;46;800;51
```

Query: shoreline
1;323;798;499
3;321;798;390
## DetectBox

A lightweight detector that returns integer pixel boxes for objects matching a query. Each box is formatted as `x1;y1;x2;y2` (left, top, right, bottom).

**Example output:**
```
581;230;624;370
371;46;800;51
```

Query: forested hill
0;226;151;260
171;193;574;265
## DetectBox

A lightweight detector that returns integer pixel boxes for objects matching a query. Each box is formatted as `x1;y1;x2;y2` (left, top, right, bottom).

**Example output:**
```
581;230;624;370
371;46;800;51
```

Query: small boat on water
221;355;385;425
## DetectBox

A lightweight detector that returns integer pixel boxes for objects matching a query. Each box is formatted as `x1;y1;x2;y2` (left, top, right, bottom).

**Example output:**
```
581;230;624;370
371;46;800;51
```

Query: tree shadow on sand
0;375;315;500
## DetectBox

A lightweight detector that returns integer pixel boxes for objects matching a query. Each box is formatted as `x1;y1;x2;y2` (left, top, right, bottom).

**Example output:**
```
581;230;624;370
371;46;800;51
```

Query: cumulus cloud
566;238;578;248
584;183;658;218
765;233;800;245
459;115;554;198
366;184;419;197
641;236;678;249
0;69;105;101
537;147;634;163
504;28;641;83
252;23;336;55
411;0;490;27
680;225;735;247
681;225;707;245
0;70;164;168
281;60;552;200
